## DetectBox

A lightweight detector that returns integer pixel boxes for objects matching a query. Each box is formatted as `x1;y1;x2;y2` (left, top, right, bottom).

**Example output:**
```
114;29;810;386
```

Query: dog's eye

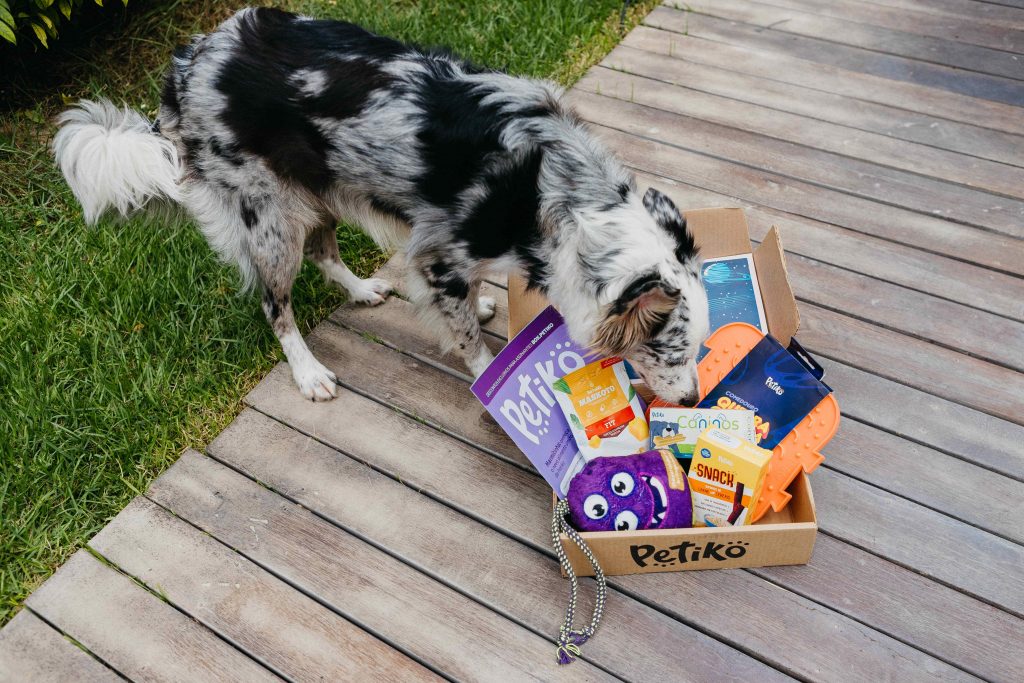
583;494;609;520
614;510;639;531
610;472;634;497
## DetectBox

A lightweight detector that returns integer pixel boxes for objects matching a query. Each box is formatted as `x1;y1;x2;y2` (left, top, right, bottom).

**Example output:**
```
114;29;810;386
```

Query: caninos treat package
649;406;756;473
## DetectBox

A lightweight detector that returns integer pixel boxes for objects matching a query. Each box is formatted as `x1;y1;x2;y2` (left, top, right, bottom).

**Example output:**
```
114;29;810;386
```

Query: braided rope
551;498;607;665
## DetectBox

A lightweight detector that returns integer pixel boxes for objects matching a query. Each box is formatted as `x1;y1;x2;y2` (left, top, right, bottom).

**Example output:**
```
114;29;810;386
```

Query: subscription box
508;208;818;576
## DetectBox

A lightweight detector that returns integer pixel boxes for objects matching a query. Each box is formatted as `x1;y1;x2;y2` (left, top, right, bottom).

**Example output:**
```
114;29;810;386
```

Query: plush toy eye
614;510;639;531
610;472;635;497
583;494;609;520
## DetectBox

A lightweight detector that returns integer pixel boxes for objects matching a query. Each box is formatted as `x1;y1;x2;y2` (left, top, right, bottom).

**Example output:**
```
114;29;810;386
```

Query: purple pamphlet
471;306;592;497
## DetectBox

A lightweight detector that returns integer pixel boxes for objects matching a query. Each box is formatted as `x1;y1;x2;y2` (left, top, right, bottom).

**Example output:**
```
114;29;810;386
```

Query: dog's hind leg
304;224;393;306
245;198;338;401
407;254;494;377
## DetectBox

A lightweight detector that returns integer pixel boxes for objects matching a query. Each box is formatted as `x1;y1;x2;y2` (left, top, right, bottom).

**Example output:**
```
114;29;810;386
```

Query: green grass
0;0;656;625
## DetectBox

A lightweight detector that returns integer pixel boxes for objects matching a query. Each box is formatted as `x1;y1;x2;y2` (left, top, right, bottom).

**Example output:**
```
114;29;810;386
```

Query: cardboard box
508;208;818;576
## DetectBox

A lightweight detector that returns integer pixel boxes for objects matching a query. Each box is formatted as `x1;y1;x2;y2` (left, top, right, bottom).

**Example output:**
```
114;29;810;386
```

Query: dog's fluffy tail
53;99;181;225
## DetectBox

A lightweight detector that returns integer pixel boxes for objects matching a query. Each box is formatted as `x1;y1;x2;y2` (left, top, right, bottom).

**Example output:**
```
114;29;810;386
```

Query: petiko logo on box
499;340;586;445
630;540;750;567
765;376;784;395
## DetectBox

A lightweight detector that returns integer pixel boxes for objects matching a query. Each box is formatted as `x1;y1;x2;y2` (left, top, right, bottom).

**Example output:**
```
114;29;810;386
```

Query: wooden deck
3;1;1024;680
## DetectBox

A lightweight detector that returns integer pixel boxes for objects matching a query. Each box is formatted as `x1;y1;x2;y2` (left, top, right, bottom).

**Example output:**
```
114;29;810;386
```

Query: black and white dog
54;7;708;403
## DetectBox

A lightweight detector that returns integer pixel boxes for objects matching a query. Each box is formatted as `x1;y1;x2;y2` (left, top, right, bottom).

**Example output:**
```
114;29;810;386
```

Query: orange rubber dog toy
650;323;840;522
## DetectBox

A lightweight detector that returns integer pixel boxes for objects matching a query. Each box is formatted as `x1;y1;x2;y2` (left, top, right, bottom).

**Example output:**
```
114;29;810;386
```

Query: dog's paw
292;358;338;401
348;277;393;306
476;295;496;322
467;346;495;377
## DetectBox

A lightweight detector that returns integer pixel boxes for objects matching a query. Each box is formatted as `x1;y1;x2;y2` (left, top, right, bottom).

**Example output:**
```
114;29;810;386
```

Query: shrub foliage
0;0;126;48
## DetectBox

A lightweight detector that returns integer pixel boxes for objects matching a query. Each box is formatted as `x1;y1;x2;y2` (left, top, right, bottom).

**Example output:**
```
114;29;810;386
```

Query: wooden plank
332;293;1024;483
578;66;1024;199
673;0;1024;78
0;610;120;683
584;122;1024;277
731;0;1023;52
754;534;1024;682
146;450;611;683
312;312;1024;613
244;361;975;682
824;418;1024;545
208;410;790;683
645;7;1024;105
603;43;1024;168
797;301;1024;425
861;0;1024;30
25;551;280;683
811;468;1024;616
634;171;1024;326
568;88;1024;239
327;305;519;466
623;26;1024;136
821;360;1024;481
89;497;436;683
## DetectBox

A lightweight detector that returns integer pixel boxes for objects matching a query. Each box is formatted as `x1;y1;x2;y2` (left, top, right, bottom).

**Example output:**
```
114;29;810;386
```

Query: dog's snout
677;390;699;407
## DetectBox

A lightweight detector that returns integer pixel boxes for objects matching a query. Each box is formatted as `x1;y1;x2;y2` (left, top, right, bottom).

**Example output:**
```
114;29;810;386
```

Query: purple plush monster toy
567;450;693;532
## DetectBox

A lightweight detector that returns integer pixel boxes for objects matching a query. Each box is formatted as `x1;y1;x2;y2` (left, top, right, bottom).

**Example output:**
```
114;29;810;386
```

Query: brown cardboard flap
752;226;800;346
787;473;817;524
683;207;752;258
507;274;549;339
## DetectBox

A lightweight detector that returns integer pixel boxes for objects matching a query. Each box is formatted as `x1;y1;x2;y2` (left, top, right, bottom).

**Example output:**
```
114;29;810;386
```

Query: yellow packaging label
562;358;631;438
552;357;648;458
688;429;772;527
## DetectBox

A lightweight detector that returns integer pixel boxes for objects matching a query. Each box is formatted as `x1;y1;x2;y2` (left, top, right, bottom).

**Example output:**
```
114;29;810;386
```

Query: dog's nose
677;391;699;407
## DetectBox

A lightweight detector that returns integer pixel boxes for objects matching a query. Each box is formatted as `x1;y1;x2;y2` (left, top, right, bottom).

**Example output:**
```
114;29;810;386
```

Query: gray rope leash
551;498;608;665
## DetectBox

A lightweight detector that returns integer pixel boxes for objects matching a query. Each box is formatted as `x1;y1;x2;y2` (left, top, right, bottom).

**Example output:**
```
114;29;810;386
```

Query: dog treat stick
727;483;745;525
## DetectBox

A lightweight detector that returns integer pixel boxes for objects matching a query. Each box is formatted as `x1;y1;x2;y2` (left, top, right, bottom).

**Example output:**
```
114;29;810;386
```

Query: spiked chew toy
651;322;840;523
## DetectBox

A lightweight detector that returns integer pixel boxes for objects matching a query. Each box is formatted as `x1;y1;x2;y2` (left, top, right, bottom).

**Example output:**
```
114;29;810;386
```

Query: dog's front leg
409;256;494;377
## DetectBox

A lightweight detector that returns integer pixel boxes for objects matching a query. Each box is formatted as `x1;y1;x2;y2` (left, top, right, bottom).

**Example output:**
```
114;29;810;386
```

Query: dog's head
559;187;709;405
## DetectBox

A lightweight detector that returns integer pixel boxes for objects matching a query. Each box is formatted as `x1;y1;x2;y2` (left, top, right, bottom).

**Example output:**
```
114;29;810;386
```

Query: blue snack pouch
696;334;831;450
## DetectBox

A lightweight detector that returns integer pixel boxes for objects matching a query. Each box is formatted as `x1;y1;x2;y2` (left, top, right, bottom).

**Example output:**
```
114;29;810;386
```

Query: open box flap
507;274;546;339
752;226;800;346
684;207;752;257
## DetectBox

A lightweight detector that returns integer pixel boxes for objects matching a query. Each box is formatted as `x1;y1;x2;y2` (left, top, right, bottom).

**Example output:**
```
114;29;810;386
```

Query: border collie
54;7;708;403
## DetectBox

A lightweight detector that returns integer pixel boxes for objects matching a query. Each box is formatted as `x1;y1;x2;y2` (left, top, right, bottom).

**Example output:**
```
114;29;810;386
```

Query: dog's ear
643;187;696;263
591;271;680;357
